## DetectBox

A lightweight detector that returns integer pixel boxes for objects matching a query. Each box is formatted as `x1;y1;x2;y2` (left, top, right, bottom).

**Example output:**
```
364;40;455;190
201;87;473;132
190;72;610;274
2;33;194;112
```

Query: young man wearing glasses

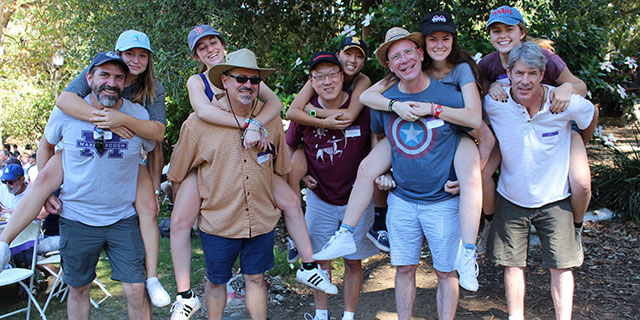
285;52;377;320
0;51;155;319
168;49;289;319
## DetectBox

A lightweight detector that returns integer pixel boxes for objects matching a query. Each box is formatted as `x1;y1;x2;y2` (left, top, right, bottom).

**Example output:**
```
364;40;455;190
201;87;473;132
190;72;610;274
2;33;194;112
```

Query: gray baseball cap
188;25;224;52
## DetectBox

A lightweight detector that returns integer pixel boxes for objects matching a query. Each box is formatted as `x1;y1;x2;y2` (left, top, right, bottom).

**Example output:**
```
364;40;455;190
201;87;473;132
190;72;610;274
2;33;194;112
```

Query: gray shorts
59;215;146;287
488;194;582;269
387;193;462;271
305;190;378;260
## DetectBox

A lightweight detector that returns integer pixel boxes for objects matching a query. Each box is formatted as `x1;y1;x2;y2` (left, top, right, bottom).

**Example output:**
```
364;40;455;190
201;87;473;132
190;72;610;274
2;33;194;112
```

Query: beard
92;84;122;107
237;86;256;105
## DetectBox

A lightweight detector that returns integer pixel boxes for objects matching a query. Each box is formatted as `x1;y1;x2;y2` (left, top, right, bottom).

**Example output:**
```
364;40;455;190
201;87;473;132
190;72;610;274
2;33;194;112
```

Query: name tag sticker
257;152;270;164
425;118;445;129
542;131;559;138
345;125;361;138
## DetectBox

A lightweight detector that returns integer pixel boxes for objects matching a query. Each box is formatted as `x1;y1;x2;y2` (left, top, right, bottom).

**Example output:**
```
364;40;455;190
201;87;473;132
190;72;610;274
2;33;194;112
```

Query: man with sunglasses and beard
0;163;29;213
168;49;289;320
1;51;155;319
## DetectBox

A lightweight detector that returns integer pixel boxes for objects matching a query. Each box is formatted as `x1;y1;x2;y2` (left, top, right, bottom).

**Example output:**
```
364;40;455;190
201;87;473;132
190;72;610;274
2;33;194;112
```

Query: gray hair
507;42;547;73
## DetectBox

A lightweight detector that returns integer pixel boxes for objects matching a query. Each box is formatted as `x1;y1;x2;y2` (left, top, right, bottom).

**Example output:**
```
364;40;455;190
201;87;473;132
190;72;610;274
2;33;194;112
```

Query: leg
568;131;591;224
170;170;201;293
287;147;307;200
0;152;62;244
579;107;599;145
504;266;526;319
243;273;268;320
481;143;501;217
454;136;482;244
435;270;459;320
122;282;151;320
342;139;392;227
67;283;92;320
342;259;363;312
550;268;574;320
205;281;226;320
395;265;417;320
134;165;170;306
274;175;313;262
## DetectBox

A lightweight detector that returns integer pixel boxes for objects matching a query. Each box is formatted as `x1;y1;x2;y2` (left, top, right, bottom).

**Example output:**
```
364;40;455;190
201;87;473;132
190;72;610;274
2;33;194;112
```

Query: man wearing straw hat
168;48;289;319
370;27;471;320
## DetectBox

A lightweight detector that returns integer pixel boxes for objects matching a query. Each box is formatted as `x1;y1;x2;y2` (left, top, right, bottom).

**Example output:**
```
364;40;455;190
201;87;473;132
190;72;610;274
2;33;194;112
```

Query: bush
590;125;640;223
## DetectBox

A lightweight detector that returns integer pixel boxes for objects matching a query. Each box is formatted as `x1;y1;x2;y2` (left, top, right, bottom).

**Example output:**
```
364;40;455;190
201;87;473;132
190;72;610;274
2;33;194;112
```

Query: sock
484;213;494;222
342;311;355;320
340;223;355;233
508;316;524;320
574;221;583;229
146;277;159;285
372;207;388;231
463;243;476;250
301;262;318;270
315;309;329;320
178;289;193;299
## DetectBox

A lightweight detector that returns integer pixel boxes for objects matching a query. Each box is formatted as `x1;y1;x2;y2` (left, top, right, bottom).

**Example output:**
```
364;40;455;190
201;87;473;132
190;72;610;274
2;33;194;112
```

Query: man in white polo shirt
484;42;595;320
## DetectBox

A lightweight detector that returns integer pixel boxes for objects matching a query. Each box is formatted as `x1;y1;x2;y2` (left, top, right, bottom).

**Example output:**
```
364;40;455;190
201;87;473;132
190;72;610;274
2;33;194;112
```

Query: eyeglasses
94;128;105;153
227;74;262;85
1;179;17;185
311;70;341;82
389;47;419;62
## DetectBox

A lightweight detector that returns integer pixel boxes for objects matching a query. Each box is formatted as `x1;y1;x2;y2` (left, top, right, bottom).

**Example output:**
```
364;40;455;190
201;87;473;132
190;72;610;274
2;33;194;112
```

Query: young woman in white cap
167;25;336;320
0;30;171;307
477;5;595;257
312;12;494;294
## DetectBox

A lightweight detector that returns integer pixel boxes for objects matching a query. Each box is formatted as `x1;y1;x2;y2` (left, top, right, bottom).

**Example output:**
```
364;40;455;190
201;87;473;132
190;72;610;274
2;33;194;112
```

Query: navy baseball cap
421;11;457;36
188;25;224;52
1;164;24;181
88;51;129;74
339;36;368;56
309;51;342;72
487;6;526;27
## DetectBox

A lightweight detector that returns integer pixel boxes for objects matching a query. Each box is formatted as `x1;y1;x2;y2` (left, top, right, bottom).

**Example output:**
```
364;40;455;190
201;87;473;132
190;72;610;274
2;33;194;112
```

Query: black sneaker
367;228;390;252
287;237;300;263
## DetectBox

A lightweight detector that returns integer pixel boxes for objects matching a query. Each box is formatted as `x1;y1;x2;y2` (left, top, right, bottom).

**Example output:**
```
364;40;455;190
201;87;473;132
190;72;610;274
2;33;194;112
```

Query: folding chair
0;221;47;319
37;252;112;312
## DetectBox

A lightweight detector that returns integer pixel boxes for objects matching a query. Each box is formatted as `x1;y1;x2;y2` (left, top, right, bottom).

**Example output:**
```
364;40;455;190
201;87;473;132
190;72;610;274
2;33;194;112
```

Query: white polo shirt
484;85;594;208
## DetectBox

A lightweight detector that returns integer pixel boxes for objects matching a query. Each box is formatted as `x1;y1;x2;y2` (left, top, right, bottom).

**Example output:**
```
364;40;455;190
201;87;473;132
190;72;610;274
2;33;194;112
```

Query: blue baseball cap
487;6;526;28
88;51;129;74
115;30;153;53
1;164;24;181
188;25;224;52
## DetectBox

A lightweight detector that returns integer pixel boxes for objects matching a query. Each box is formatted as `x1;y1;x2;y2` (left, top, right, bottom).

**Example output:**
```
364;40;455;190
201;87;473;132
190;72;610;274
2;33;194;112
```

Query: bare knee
136;198;158;219
70;283;91;297
396;265;418;277
123;282;146;304
243;273;266;288
435;270;457;282
343;259;362;273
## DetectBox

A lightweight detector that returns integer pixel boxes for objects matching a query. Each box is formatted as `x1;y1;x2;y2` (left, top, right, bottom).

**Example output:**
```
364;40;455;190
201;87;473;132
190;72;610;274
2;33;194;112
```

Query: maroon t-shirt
286;95;371;205
478;48;567;85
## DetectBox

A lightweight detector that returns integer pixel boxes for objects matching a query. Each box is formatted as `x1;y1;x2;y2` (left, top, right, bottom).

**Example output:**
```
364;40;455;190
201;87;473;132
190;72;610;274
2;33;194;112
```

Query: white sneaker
312;229;356;261
476;219;492;255
170;295;201;320
296;265;338;294
146;277;171;307
458;246;479;292
0;242;10;272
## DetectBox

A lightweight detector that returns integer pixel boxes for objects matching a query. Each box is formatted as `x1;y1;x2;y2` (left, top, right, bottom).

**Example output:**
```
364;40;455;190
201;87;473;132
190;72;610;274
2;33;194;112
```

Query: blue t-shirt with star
370;78;468;204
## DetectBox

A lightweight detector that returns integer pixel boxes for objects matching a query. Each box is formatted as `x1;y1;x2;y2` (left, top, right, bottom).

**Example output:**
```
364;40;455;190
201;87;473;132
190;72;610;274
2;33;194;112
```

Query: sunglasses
94;128;105;153
1;179;17;185
227;74;262;85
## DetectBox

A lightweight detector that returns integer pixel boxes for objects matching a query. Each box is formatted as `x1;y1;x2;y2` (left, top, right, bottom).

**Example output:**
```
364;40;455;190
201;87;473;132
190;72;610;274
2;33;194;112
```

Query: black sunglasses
1;179;17;185
94;128;105;153
227;74;262;85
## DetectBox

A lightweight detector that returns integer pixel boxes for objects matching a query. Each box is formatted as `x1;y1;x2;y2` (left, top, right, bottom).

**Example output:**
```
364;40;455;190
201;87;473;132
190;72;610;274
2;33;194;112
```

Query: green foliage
1;0;638;152
590;126;640;223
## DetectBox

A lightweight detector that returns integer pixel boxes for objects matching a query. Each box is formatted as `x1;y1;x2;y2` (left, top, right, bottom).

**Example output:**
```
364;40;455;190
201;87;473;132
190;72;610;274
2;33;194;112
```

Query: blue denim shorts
199;229;275;284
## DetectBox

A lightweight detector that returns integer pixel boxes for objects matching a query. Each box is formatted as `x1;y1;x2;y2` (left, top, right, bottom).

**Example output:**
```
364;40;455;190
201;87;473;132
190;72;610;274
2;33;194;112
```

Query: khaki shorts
487;194;582;269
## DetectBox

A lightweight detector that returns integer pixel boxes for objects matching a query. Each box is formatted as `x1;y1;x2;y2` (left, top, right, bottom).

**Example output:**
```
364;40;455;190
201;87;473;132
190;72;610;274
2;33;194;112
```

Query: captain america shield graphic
387;115;437;159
